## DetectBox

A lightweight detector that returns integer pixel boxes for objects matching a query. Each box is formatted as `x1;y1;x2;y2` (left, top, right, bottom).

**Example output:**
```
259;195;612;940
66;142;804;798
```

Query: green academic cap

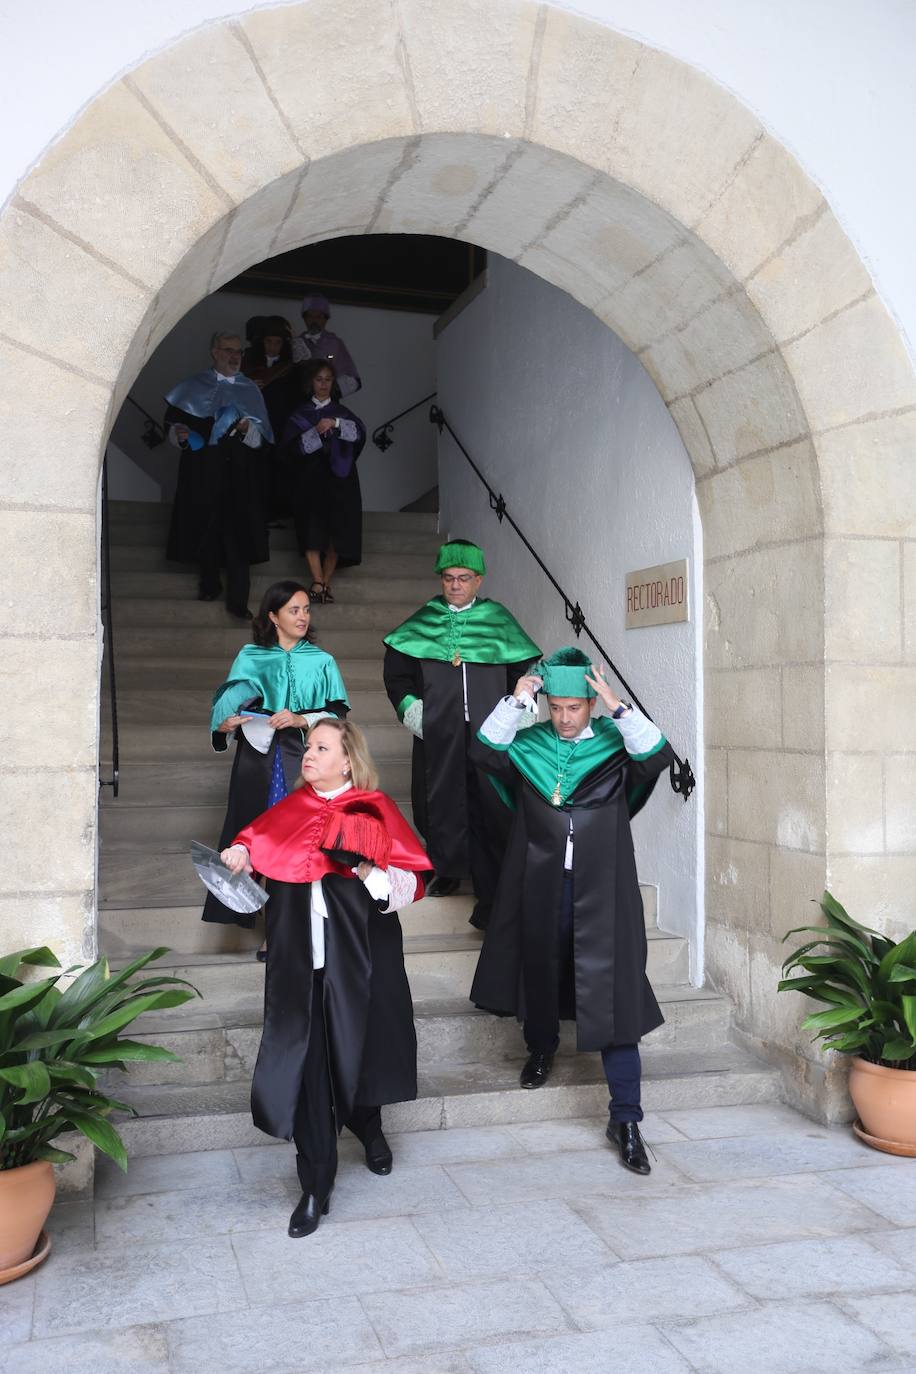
537;647;596;698
434;540;486;576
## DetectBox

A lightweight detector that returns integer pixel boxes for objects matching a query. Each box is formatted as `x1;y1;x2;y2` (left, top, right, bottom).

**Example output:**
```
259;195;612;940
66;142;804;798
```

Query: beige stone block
704;541;824;671
0;769;97;895
749;931;816;1054
705;747;728;836
0;207;151;386
782;665;825;753
885;755;916;852
728;748;825;853
825;538;901;663
826;752;884;855
817;411;916;539
704;922;751;1022
827;855;916;937
273;141;409;256
904;541;916;662
647;288;776;397
768;846;828;940
213;170;302;286
705;668;781;749
517;242;610;313
0;511;96;638
698;441;822;561
531;10;761;225
694;352;809;467
706;833;769;932
0;342;106;510
0;638;98;768
400;0;539;136
667;396;716;478
746;209;874;346
826;665;916;754
0;892;95;967
695;134;824;281
21;81;227;289
372;133;517;238
128;24;304;203
464;144;594;261
604;239;732;352
784;294;916;433
240;0;417;157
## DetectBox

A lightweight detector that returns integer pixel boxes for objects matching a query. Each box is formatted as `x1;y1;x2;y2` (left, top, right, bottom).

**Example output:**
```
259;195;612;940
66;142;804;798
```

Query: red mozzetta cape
233;785;430;888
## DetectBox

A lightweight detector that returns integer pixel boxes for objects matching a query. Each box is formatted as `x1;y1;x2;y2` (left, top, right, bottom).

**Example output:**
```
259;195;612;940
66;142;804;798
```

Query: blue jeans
523;872;643;1124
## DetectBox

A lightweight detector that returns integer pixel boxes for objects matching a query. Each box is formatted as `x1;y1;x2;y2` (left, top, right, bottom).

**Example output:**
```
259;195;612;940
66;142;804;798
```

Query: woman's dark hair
297;355;341;404
252;580;315;646
244;315;293;369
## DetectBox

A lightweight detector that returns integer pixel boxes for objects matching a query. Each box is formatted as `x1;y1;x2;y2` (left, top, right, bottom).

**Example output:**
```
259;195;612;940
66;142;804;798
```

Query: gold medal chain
551;735;581;806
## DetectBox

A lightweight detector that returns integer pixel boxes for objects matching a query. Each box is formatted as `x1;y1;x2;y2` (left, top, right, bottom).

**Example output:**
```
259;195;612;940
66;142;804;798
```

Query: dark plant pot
848;1057;916;1152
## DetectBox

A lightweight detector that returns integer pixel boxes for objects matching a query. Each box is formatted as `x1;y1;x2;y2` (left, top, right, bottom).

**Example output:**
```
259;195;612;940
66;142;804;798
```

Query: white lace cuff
614;704;664;757
479;695;526;748
402;699;424;739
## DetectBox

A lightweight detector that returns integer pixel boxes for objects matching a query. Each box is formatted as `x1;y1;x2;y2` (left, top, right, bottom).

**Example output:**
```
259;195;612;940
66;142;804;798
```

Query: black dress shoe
288;1191;330;1238
364;1130;393;1176
428;875;460;898
606;1121;651;1175
255;946;267;963
520;1050;554;1089
198;590;220;602
227;605;254;620
468;902;489;931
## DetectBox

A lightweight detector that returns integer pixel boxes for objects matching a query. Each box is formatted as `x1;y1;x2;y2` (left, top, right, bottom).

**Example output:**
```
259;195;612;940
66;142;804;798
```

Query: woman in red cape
222;718;430;1238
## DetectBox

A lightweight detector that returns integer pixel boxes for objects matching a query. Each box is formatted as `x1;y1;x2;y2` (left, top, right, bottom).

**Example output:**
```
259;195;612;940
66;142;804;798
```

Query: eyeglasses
442;573;477;585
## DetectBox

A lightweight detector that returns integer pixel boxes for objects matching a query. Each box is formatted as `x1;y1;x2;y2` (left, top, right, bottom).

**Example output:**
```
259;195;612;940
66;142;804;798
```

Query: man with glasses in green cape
470;647;675;1174
383;539;540;929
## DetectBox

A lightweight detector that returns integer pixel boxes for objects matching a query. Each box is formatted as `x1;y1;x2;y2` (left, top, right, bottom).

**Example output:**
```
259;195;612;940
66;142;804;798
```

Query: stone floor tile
360;1277;568;1358
464;1327;693;1374
444;1147;685;1206
413;1198;614;1278
167;1295;381;1373
867;1225;916;1274
46;1198;95;1254
231;1216;443;1304
572;1175;881;1259
544;1254;751;1327
712;1233;916;1300
95;1147;242;1197
821;1164;916;1225
0;1270;35;1341
3;1323;169;1372
233;1140;299;1185
387;1125;524;1165
32;1235;246;1337
331;1162;471;1222
657;1127;883;1182
333;1357;473;1374
94;1177;298;1246
841;1292;916;1358
508;1113;685;1153
658;1103;839;1139
663;1299;894;1373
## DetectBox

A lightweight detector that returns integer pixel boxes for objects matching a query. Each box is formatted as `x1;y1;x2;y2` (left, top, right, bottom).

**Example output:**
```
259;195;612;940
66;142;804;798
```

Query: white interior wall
437;255;702;962
110;290;437;511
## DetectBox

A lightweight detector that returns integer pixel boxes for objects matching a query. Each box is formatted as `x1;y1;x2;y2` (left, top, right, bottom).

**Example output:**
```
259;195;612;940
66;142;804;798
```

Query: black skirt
293;453;363;567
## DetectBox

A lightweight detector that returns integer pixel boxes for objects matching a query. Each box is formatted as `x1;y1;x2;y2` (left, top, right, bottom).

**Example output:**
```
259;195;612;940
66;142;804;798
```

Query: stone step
111;1045;781;1157
102;686;397;727
108;597;419;629
107;656;392;692
99;718;408;763
108;528;443;557
112;626;389;658
110;551;438;580
107;502;440;533
99;791;414;845
111;571;435;604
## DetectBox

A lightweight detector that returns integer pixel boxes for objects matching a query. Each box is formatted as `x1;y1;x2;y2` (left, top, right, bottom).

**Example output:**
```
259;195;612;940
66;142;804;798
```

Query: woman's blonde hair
305;717;378;792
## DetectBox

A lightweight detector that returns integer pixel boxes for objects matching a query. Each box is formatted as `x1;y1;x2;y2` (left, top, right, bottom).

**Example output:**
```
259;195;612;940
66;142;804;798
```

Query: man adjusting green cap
434;540;486;576
536;646;597;698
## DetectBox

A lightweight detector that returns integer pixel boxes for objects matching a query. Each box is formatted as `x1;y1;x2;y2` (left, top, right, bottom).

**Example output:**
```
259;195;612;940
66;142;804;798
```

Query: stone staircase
98;500;779;1157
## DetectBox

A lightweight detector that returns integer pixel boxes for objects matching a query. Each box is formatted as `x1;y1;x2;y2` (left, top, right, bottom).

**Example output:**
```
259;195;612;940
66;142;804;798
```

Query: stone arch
2;0;913;1112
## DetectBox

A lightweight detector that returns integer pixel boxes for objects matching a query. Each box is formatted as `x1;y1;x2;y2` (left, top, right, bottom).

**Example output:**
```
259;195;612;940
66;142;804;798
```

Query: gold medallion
551;785;562;806
451;653;462;667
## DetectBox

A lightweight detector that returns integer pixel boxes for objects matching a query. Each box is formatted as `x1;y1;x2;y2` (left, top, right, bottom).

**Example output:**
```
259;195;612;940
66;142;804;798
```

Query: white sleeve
167;423;184;449
337;374;360;397
358;863;418;913
613;704;664;757
337;417;359;442
299;427;323;455
478;695;527;748
291;337;311;363
402;699;423;739
241;421;263;448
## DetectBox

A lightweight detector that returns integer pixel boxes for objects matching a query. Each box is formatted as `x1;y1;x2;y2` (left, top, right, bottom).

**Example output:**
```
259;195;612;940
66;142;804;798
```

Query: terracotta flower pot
848;1057;916;1150
0;1161;56;1273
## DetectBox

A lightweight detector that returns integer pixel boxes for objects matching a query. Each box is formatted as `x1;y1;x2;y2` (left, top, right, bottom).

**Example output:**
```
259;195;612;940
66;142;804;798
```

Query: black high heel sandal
307;581;326;604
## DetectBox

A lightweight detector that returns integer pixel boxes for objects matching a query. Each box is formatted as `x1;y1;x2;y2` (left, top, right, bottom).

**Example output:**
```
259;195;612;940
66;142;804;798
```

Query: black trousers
523;873;643;1123
198;504;250;610
291;971;384;1196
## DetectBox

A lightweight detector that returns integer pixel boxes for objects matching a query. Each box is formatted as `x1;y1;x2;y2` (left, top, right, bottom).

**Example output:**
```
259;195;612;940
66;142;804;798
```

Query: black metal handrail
372;392;438;452
99;450;120;799
429;405;695;801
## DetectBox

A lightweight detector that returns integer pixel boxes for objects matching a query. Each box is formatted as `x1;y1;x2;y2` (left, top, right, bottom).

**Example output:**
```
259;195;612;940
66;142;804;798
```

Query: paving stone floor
4;1102;916;1373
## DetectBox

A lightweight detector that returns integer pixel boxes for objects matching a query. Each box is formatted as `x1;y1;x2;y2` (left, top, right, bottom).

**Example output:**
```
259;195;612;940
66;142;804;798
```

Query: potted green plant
778;890;916;1154
0;944;198;1282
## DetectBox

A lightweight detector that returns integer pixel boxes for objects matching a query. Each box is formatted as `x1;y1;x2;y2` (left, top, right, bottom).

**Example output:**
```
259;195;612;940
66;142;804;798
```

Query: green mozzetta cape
210;641;349;732
480;716;667;809
383;597;541;667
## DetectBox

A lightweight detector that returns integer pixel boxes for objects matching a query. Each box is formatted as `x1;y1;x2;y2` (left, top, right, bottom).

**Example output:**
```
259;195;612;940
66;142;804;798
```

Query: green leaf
11;1027;92;1053
66;1112;128;1171
801;1006;864;1031
49;948;175;1030
887;964;916;984
79;1041;180;1064
0;977;60;1017
47;1062;97;1089
879;931;916;985
0;947;60;979
0;1062;51;1103
901;996;916;1042
881;1036;916;1062
32;1144;76;1164
819;890;883;938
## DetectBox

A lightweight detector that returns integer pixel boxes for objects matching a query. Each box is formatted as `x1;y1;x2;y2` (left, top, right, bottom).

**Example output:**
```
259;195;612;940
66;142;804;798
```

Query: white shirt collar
213;368;237;384
305;331;323;341
447;597;477;613
265;354;279;365
554;722;594;742
312;395;332;408
313;780;353;800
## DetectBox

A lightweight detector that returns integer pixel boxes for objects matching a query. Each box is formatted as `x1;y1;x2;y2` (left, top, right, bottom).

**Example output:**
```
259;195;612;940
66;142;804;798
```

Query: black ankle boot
288;1191;331;1238
606;1121;651;1175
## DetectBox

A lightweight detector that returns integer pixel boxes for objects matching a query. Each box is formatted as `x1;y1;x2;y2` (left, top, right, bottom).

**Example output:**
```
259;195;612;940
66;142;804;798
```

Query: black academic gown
165;405;269;566
382;651;531;881
469;737;676;1049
